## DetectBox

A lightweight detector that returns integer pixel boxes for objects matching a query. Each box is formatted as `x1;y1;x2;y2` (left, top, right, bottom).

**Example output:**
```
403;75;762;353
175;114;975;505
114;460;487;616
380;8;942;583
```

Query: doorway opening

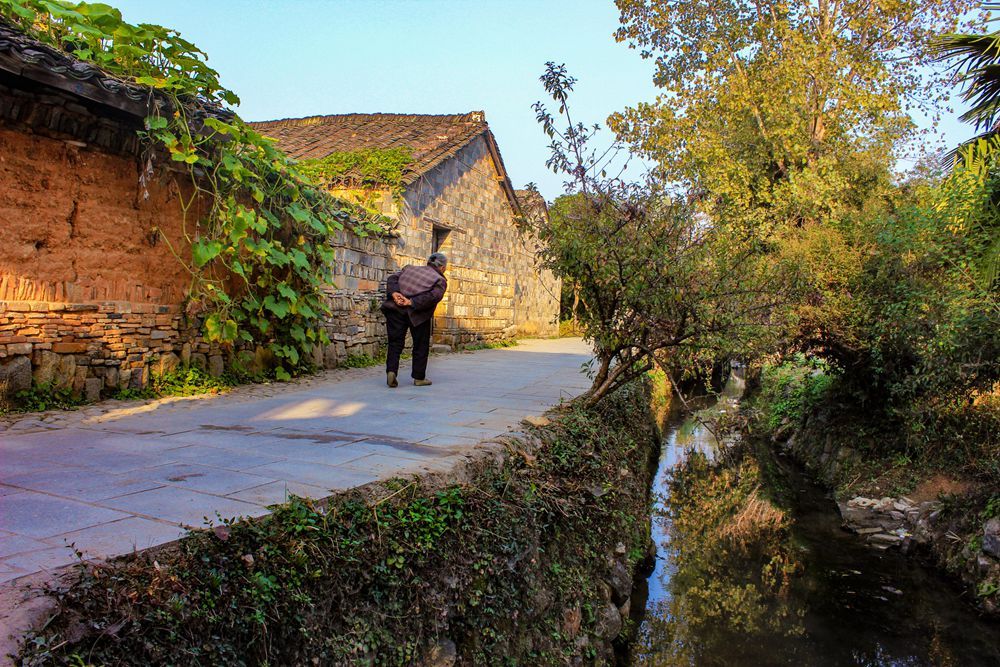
432;226;451;254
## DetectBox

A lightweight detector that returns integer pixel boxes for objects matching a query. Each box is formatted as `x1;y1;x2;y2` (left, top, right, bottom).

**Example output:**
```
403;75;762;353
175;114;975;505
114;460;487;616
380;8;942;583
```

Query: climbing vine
0;0;386;377
299;147;414;217
298;147;414;192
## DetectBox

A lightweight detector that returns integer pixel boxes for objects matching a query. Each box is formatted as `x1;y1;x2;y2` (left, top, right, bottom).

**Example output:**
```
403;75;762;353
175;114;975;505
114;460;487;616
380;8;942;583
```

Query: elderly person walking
381;252;448;387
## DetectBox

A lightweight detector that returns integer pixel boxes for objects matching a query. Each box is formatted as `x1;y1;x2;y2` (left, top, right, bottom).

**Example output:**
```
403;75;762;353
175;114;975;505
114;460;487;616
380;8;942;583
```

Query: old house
0;21;559;402
250;113;561;347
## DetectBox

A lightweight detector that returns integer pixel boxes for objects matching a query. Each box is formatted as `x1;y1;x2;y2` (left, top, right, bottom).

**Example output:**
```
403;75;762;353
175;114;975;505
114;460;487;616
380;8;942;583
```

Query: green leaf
274;366;291;382
191;239;223;268
228;213;250;244
6;3;36;20
203;313;223;341
265;246;290;267
145;115;169;130
69;23;105;39
134;75;165;87
296;302;318;320
288;248;309;270
203;117;234;135
263;295;290;318
221;153;240;172
287;203;311;224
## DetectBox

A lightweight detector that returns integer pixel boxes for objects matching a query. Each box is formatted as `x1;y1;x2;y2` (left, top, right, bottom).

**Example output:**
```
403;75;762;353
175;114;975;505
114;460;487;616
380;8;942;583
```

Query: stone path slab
0;338;591;583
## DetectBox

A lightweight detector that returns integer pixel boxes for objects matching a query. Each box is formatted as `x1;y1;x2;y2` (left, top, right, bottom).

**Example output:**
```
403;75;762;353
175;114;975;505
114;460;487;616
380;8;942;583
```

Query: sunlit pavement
0;338;592;582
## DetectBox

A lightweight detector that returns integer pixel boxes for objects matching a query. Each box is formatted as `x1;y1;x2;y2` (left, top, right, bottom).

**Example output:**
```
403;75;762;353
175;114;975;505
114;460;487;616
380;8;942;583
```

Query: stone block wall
318;229;396;365
0;301;229;401
510;230;561;338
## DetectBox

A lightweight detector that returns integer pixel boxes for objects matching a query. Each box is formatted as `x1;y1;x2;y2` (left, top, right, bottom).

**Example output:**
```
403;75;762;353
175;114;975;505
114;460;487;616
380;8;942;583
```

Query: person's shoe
387;371;398;388
413;378;433;386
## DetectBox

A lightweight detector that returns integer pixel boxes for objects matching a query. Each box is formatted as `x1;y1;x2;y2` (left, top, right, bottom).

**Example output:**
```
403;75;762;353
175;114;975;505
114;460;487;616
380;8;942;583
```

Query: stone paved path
0;339;591;583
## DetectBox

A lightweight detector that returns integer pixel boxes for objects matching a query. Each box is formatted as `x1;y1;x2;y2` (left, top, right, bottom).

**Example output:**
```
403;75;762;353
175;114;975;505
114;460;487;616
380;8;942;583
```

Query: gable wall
395;136;560;344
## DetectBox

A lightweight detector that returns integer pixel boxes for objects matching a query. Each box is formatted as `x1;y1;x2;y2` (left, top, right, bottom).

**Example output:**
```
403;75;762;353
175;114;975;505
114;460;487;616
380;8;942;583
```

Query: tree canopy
529;64;785;405
611;0;982;229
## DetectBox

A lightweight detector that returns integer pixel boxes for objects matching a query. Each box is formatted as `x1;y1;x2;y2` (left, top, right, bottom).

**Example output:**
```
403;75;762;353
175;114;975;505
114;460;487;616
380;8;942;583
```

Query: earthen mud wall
0;80;212;399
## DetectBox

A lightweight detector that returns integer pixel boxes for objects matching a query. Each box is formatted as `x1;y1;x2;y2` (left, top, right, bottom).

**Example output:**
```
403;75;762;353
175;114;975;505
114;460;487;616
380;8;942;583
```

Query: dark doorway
432;226;451;254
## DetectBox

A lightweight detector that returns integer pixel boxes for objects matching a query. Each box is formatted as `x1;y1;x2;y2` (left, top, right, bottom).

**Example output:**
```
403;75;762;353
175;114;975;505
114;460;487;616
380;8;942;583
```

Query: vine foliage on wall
0;0;386;378
298;147;414;218
298;147;414;193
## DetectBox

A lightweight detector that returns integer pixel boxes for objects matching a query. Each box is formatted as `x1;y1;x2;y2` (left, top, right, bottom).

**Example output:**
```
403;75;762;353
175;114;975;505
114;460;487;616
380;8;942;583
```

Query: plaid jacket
382;265;448;327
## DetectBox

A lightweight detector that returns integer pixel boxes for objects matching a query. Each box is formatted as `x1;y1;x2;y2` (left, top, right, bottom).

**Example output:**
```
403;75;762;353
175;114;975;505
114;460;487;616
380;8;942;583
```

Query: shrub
340;350;385;368
19;380;659;665
152;366;234;397
754;356;835;432
12;383;83;412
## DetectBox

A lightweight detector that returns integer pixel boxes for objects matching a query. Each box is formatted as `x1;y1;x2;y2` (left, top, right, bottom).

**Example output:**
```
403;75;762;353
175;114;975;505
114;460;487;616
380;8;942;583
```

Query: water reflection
631;377;1000;666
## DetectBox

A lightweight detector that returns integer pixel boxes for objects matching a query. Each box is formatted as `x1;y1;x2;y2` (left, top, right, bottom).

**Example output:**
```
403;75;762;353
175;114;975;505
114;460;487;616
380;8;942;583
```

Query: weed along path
0;339;592;585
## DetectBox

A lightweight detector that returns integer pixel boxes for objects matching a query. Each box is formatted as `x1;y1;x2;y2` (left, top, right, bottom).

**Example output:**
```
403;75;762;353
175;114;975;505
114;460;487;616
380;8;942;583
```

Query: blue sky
111;0;982;200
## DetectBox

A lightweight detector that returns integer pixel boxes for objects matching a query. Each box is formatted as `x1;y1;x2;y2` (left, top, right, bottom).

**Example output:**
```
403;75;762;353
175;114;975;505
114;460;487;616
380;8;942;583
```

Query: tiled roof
0;20;150;116
0;20;228;121
250;112;490;184
251;111;523;215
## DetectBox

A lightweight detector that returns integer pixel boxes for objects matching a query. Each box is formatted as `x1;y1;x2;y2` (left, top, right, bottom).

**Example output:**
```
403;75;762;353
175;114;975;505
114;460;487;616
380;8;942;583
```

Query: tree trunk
571;283;580;332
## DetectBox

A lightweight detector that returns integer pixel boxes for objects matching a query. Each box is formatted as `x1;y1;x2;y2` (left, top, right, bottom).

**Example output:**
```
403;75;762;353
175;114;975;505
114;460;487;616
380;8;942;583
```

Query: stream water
628;376;1000;666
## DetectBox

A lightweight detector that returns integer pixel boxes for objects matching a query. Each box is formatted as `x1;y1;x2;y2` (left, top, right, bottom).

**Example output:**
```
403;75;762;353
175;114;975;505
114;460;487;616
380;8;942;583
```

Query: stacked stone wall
318;229;396;365
0;301;230;401
510;225;561;339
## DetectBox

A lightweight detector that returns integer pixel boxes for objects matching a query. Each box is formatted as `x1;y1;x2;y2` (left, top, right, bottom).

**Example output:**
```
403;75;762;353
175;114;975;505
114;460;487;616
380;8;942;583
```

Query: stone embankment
838;495;943;550
838;494;1000;614
775;419;1000;615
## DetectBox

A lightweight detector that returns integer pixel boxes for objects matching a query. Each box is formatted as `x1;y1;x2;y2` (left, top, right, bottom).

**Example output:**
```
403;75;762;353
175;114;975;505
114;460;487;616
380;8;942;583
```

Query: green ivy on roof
298;147;415;193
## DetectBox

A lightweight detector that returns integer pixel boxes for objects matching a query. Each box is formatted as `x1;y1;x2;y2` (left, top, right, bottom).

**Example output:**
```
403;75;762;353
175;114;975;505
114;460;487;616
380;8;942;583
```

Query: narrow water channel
628;376;1000;666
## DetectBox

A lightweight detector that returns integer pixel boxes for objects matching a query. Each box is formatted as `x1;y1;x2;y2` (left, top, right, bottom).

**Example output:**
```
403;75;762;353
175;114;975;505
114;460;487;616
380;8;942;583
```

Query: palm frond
981;230;1000;290
931;33;1000;71
932;32;1000;132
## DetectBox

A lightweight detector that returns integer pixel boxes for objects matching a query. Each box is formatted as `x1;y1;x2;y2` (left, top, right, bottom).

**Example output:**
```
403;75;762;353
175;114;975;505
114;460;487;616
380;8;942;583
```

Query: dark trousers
384;309;431;380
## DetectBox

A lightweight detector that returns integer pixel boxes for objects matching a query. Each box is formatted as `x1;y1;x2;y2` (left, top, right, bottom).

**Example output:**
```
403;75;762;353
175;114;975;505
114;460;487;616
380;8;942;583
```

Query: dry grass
0;378;11;414
717;486;789;552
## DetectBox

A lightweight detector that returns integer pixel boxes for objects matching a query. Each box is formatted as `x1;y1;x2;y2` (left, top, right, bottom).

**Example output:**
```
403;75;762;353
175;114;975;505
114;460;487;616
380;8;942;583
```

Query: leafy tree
528;64;785;405
611;0;982;230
